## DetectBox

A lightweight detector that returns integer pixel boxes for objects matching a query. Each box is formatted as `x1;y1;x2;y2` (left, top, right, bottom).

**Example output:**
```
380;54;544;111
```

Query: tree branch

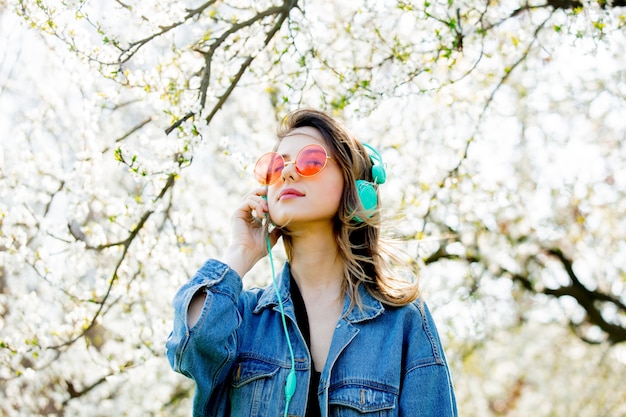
421;231;626;345
199;0;298;115
49;174;177;350
116;0;219;65
542;248;626;344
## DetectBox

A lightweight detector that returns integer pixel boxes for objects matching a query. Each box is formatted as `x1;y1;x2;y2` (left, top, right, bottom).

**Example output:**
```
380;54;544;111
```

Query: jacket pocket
328;381;398;416
229;356;283;417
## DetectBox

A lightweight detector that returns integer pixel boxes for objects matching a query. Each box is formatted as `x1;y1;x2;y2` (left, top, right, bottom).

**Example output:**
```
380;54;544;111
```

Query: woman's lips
278;188;305;200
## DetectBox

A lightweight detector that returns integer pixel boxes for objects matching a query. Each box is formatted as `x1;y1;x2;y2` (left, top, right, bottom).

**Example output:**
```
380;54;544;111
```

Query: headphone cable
266;226;297;417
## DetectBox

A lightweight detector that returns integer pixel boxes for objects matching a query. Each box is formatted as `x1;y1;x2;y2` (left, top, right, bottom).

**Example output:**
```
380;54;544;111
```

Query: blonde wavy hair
275;109;420;309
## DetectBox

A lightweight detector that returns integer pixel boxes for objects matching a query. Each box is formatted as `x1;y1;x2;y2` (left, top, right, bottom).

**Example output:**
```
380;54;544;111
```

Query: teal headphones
354;143;386;222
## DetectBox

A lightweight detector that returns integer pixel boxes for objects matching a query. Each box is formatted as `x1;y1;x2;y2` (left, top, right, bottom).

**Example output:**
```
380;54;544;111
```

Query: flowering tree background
1;0;625;416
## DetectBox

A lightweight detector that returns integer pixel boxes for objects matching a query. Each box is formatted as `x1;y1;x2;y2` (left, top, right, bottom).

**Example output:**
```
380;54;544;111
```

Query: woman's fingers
237;188;268;221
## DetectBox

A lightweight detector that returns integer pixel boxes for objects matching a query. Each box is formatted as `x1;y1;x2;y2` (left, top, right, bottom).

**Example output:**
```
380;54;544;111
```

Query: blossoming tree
1;0;624;415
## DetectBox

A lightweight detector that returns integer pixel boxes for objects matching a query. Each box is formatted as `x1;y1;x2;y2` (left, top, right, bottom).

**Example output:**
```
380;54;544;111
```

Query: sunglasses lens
254;152;284;185
296;145;328;176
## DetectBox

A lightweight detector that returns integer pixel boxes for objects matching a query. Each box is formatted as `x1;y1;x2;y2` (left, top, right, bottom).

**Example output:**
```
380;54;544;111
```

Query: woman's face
266;126;345;229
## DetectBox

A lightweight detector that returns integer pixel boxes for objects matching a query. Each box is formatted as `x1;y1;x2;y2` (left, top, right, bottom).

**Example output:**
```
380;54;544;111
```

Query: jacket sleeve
399;362;457;416
399;303;458;417
165;259;243;416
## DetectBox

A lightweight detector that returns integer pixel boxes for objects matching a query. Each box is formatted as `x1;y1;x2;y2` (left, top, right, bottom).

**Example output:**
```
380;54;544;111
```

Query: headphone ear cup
371;164;386;185
353;179;377;222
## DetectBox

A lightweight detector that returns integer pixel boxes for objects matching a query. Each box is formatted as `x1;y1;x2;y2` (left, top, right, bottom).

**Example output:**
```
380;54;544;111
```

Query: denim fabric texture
166;259;458;417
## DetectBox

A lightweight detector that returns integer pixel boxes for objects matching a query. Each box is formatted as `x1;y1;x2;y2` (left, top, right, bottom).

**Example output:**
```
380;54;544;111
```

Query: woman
166;109;457;417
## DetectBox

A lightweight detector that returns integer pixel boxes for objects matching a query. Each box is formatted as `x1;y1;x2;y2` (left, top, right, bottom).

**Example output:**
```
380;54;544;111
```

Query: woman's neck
287;226;345;299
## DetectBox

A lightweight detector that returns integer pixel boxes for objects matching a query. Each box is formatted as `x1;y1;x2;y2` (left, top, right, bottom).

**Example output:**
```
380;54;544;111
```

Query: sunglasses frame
254;144;334;186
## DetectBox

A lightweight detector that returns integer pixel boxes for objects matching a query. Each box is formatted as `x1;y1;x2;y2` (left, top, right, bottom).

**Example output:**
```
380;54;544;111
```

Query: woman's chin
268;212;291;229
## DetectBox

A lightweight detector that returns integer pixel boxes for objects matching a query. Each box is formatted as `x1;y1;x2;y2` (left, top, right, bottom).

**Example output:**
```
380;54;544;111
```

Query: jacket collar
254;262;384;323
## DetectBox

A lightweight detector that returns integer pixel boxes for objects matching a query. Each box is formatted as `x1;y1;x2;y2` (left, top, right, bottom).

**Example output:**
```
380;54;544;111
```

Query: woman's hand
220;188;280;277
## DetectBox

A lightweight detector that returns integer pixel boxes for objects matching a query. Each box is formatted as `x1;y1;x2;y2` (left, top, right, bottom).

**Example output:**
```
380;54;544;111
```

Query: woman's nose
281;160;299;182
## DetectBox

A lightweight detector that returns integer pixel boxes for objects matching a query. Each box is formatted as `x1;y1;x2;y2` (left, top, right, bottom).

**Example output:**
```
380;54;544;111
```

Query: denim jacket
166;259;457;417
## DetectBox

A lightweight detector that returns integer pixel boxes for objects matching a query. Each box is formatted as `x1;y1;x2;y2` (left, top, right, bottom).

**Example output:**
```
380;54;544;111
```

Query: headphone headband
362;143;386;185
